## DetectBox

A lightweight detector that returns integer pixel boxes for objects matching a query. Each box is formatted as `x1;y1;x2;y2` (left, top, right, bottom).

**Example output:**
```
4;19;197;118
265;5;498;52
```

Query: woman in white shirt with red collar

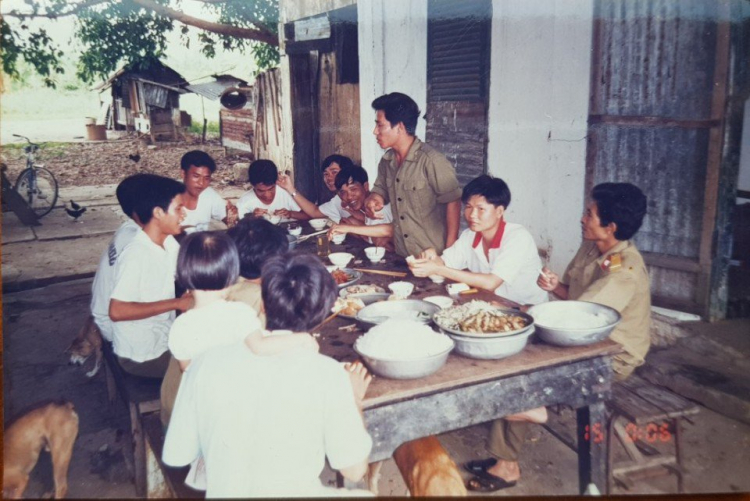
409;175;547;307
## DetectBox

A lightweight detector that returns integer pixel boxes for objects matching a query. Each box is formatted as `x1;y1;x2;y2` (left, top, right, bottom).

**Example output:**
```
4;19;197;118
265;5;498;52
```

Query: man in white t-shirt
276;154;365;224
91;174;158;342
163;253;372;497
409;175;547;306
179;150;238;233
109;175;194;378
236;160;308;221
326;165;394;251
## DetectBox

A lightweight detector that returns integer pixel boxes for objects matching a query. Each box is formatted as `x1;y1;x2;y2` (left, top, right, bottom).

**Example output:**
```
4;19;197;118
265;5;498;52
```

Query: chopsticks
313;311;340;331
458;288;479;295
352;268;408;278
296;229;328;242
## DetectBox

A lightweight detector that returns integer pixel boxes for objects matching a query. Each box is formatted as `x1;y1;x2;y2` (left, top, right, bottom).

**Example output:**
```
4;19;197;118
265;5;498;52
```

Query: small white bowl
423;296;454;309
365;246;386;263
388;281;414;299
446;283;470;297
329;252;354;268
331;233;346;245
288;225;302;236
265;214;281;225
429;274;445;284
309;218;329;231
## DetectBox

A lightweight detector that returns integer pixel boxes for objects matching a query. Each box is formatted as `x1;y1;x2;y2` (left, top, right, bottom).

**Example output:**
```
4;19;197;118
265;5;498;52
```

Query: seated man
236;160;308;221
465;182;650;492
91;174;156;342
179;150;238;233
409;175;547;306
326;164;394;251
108;175;193;378
163;253;373;497
276;154;361;224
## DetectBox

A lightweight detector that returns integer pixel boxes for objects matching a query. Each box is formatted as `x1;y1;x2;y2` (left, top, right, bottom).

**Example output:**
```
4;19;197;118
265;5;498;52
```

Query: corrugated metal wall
587;0;727;314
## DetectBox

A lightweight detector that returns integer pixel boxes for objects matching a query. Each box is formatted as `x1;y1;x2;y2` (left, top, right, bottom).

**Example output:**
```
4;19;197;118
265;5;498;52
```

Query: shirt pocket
405;177;434;218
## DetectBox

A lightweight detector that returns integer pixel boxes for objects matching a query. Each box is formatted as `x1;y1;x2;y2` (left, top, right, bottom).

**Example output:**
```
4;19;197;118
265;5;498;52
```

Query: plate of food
433;300;533;338
332;297;367;319
330;268;362;289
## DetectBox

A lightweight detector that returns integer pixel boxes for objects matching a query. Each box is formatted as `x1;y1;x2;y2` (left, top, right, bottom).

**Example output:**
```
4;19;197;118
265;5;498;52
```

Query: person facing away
326;164;394;251
464;182;650;493
179;150;238;233
91;173;160;342
409;175;548;306
162;253;373;497
363;92;462;258
276;154;361;223
108;175;194;378
236;159;308;221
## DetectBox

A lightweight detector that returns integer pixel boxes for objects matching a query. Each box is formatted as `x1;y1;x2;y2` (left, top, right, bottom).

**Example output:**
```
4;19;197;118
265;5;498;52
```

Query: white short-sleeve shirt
110;230;180;362
163;342;372;498
441;222;548;306
236;187;301;220
318;195;351;223
182;187;227;234
90;220;140;342
168;300;262;362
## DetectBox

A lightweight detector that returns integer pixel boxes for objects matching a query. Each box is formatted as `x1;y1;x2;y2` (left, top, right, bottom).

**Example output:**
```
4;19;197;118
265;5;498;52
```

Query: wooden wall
317;51;361;166
220;104;255;153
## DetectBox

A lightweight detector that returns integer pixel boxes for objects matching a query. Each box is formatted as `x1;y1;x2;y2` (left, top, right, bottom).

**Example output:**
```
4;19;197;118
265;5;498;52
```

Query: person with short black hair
224;218;291;319
91;174;160;342
108;175;193;378
465;182;651;493
364;92;463;258
179;150;238;233
163;253;373;497
327;164;394;250
236;159;308;221
409;175;547;306
276;154;362;224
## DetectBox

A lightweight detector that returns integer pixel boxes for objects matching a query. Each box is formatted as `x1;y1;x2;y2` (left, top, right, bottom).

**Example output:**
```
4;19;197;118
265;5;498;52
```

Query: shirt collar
472;220;506;250
594;240;630;265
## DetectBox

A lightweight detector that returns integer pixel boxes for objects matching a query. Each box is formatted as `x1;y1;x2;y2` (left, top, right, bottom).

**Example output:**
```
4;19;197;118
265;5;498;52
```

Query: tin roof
185;75;249;101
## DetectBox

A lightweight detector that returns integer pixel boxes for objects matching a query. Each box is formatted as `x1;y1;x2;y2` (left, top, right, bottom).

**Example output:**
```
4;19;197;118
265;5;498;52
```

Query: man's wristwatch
291;191;298;198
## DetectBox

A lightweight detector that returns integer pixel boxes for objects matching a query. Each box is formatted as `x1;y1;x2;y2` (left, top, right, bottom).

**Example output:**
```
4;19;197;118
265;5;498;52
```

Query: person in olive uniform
465;182;650;492
363;92;462;258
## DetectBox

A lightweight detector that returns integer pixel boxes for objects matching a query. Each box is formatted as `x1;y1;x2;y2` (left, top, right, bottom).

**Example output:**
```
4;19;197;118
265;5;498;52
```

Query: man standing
180;150;238;233
364;92;462;258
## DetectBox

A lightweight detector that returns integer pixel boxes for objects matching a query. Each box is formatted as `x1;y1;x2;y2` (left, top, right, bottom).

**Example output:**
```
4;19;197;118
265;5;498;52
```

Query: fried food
333;298;365;316
331;269;351;285
458;310;527;333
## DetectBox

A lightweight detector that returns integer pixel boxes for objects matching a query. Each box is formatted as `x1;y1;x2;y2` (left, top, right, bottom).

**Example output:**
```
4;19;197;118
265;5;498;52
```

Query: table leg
577;401;608;494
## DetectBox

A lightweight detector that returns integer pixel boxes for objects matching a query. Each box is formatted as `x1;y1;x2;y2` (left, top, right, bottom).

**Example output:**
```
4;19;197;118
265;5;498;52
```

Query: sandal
466;470;518;493
463;457;498;475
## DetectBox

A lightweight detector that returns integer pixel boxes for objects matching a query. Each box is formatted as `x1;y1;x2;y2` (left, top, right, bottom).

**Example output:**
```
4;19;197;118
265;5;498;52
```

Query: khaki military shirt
562;240;651;379
370;137;462;257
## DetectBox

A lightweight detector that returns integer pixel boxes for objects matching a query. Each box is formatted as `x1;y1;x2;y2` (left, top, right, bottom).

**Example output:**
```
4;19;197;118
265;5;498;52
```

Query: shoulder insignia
601;253;622;273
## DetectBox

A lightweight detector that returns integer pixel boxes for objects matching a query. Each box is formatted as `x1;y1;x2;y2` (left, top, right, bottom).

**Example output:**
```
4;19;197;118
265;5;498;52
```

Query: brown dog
392;436;467;496
3;401;80;499
65;315;103;378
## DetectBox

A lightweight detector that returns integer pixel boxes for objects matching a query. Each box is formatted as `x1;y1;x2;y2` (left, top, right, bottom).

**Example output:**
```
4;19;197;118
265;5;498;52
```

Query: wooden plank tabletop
290;224;622;409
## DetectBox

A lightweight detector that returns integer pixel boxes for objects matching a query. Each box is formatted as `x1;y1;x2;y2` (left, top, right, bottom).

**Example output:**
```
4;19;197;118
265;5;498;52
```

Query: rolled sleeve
425;153;461;204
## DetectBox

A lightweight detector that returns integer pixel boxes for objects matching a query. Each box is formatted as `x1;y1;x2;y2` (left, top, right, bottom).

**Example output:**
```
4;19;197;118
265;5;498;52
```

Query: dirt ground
0;132;246;189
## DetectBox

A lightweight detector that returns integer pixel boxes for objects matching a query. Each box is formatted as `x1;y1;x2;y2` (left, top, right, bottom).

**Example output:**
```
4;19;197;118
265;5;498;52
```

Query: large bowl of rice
527;300;621;347
353;319;454;379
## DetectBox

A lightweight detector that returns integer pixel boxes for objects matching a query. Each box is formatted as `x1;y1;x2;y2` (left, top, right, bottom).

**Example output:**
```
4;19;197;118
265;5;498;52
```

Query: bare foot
344;360;372;405
506;406;548;424
486;459;521;482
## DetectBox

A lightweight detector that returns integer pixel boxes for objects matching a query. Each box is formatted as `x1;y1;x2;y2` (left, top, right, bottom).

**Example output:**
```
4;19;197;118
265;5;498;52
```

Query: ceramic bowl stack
526;301;620;347
433;301;535;360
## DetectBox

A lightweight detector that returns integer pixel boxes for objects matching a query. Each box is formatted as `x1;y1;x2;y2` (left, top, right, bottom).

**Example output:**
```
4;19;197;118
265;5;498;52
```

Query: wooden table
296;226;620;494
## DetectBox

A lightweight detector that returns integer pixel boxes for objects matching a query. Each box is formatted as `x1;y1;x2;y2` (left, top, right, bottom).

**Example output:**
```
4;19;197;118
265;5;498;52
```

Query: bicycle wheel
15;166;59;217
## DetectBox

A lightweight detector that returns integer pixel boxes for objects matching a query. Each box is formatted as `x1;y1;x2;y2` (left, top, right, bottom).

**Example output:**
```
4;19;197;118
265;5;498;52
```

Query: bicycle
11;134;59;217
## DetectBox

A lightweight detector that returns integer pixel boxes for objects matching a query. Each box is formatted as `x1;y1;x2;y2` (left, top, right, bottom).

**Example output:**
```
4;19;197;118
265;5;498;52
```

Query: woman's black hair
261;253;337;332
176;232;240;291
461;175;511;209
227;218;290;279
591;182;648;241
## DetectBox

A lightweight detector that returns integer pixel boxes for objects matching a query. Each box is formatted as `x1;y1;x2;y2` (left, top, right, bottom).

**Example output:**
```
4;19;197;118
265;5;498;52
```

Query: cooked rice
355;319;453;360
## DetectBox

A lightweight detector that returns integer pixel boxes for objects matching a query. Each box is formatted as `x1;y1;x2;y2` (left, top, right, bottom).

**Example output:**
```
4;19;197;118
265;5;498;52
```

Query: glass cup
316;235;330;257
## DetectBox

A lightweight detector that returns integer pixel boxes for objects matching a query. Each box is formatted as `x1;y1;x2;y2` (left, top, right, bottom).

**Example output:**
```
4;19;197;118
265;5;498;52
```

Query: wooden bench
542;374;699;494
102;341;162;497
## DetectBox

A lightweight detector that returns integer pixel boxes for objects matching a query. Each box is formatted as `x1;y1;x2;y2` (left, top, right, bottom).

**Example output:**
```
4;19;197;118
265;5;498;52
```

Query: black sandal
466;470;518;492
464;457;498;475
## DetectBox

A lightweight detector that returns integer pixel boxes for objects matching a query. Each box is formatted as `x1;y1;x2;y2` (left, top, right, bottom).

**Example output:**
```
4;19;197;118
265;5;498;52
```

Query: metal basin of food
446;327;535;360
353;342;454;380
356;299;440;327
433;304;534;338
526;301;621;347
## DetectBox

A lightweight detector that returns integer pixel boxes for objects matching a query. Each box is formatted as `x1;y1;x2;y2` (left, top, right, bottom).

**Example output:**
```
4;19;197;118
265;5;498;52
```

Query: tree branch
131;0;278;46
1;0;110;19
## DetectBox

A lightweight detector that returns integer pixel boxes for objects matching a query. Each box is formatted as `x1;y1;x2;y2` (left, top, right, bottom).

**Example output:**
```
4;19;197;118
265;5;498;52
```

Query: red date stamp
583;422;673;444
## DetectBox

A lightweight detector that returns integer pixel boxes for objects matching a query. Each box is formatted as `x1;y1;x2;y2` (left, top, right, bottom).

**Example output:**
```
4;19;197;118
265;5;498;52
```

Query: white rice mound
355;319;453;361
534;309;610;329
